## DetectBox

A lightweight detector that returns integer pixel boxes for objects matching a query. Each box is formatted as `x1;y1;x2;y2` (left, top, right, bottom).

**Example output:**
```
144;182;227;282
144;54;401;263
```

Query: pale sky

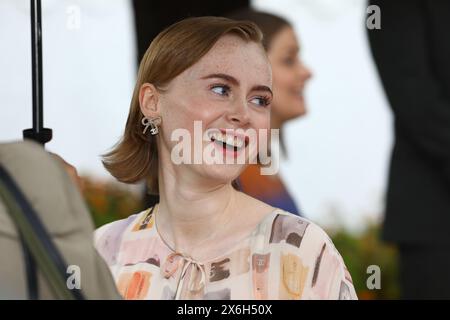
0;0;393;232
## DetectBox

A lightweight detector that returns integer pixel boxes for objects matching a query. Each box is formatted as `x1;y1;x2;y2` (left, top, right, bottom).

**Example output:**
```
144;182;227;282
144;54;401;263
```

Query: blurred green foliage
330;224;400;299
82;176;400;299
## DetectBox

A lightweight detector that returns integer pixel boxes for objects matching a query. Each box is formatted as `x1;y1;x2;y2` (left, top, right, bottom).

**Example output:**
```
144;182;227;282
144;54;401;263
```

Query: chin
297;107;307;117
198;163;244;186
289;102;307;119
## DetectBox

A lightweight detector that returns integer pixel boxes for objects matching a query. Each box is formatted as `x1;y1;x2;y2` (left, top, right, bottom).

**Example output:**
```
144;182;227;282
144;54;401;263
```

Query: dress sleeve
302;223;358;300
94;215;136;267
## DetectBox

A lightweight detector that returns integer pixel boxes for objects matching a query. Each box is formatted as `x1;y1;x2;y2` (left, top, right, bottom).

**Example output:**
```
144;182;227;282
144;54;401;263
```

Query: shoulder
268;209;330;247
268;209;358;300
94;209;150;265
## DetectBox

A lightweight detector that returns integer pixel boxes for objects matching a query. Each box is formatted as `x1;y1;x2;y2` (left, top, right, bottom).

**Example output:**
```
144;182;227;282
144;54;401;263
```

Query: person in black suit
367;0;450;299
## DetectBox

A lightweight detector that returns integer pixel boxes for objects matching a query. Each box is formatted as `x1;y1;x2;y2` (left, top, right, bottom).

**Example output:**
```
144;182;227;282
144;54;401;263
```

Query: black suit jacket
368;0;450;245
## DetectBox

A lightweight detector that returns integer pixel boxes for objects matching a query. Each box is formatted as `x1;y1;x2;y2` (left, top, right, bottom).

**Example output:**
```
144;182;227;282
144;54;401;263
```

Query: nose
226;99;251;126
299;61;313;82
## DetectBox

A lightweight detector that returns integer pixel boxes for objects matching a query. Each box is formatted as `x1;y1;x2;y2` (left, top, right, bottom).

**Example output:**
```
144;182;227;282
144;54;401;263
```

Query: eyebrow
201;73;273;96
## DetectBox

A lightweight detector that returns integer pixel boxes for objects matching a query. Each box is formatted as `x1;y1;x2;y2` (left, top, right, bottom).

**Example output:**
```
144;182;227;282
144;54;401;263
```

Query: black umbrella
23;0;52;146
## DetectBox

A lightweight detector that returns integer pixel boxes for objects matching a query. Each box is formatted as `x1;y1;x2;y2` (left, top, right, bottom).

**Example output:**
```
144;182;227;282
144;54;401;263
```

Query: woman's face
268;26;312;126
151;35;272;187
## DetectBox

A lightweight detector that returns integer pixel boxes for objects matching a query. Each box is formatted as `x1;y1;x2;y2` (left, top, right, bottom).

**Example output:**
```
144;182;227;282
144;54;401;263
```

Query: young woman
230;10;313;216
95;16;356;300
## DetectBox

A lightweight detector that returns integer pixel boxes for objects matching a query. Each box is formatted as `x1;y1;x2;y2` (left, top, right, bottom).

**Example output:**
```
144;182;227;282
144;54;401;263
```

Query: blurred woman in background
229;9;312;216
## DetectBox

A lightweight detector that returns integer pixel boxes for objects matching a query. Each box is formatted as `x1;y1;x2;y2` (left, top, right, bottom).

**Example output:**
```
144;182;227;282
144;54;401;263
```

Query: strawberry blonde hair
102;16;263;194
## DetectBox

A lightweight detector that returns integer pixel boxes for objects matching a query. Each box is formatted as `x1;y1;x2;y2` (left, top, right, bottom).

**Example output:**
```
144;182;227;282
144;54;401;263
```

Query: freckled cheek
253;117;270;131
251;110;271;130
249;113;271;150
183;98;225;126
162;104;222;141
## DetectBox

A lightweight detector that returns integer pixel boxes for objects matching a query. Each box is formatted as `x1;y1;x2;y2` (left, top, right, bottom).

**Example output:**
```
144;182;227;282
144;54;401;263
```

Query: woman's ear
139;83;161;118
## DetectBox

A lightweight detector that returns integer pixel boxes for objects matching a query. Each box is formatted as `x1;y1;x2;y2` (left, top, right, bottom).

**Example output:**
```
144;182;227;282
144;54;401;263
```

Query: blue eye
211;84;230;96
251;96;271;107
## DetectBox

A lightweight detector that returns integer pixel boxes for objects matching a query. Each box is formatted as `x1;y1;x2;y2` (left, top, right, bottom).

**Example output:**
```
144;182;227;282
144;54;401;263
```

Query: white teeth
226;136;234;147
208;130;245;148
235;137;244;148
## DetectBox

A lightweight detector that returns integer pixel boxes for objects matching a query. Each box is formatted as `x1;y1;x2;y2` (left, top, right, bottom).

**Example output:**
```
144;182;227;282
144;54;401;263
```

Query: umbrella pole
23;0;52;145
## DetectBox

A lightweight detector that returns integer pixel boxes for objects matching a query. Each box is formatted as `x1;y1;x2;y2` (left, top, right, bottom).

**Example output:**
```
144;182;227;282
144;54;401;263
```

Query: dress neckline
150;204;279;265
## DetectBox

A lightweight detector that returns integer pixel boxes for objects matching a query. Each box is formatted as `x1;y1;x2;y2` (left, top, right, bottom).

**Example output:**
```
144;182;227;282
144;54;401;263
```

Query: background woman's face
157;35;272;186
268;26;312;126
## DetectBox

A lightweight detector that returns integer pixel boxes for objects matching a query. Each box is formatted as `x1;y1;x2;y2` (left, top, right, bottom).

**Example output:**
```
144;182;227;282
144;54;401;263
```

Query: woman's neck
156;167;239;258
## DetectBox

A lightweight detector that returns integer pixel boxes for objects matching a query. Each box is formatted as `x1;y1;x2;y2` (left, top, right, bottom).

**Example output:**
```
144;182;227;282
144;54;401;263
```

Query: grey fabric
0;140;121;299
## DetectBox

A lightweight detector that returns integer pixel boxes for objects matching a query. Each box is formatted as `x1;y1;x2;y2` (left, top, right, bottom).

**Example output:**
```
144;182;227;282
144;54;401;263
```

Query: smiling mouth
207;130;249;152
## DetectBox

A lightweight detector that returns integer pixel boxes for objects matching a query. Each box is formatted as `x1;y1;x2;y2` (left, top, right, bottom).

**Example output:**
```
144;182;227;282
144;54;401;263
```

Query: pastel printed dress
94;206;357;300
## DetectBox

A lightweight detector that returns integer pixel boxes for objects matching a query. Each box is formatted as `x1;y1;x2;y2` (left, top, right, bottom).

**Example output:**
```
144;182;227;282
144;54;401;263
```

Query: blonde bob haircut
102;16;264;194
